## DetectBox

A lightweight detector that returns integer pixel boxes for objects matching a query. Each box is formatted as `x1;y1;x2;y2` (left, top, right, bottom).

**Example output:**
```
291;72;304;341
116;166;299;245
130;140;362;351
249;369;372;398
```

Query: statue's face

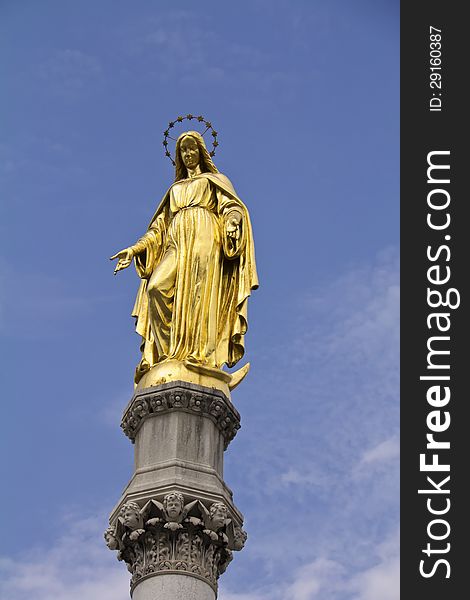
165;496;183;520
211;505;227;529
105;530;118;549
180;136;200;170
123;508;140;529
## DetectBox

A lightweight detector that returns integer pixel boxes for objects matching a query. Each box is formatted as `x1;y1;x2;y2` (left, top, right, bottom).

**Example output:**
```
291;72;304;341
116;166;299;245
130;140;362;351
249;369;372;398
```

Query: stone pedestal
105;370;247;599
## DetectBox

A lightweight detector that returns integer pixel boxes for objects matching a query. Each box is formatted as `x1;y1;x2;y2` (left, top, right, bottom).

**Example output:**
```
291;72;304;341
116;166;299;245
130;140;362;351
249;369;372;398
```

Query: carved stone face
122;507;140;530
104;528;118;550
234;527;247;550
211;504;228;529
180;136;200;170
165;495;183;520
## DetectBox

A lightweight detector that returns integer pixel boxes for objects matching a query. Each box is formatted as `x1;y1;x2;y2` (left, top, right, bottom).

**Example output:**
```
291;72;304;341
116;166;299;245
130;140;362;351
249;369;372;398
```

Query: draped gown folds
130;173;258;384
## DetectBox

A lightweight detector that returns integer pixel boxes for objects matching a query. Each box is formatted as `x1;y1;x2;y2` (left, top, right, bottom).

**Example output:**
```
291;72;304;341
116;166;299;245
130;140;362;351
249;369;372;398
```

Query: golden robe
131;172;258;382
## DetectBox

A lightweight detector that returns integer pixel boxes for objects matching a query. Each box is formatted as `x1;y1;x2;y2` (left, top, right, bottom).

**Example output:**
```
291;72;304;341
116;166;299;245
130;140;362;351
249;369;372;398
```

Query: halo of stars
162;114;219;166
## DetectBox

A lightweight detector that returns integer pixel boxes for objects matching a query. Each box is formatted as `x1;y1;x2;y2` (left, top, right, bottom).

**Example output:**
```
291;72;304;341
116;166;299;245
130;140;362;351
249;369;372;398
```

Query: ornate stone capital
121;381;241;449
105;496;246;594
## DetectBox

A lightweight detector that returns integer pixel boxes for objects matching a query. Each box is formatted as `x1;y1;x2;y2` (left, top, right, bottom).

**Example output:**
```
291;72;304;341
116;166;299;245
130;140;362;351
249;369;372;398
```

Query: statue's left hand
110;247;134;275
226;214;241;241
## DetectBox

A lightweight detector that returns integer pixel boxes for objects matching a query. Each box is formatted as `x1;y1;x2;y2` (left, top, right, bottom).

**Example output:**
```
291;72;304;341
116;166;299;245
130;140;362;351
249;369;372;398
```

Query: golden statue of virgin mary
111;130;258;389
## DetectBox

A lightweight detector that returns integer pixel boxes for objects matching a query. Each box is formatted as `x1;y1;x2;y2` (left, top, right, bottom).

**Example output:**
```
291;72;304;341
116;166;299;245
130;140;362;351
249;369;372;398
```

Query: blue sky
0;1;399;599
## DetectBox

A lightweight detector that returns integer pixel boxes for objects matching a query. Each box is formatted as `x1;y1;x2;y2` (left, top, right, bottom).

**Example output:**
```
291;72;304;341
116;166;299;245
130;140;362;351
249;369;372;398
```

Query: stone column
105;362;247;599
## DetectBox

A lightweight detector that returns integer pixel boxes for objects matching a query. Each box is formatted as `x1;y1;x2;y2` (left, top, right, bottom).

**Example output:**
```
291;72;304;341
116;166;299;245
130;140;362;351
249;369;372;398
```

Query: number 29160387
429;26;442;112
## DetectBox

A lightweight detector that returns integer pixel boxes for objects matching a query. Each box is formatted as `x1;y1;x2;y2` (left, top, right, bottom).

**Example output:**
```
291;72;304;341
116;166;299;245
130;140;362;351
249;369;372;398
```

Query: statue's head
104;526;119;550
120;501;141;530
175;131;218;181
209;502;228;529
233;526;247;550
163;492;184;521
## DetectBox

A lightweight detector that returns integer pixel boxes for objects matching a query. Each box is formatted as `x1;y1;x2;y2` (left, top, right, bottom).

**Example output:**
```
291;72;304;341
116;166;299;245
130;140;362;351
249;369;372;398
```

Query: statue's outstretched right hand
110;247;134;275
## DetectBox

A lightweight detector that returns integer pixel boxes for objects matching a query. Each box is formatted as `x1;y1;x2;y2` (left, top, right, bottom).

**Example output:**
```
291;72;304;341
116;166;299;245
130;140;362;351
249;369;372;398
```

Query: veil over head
174;131;219;181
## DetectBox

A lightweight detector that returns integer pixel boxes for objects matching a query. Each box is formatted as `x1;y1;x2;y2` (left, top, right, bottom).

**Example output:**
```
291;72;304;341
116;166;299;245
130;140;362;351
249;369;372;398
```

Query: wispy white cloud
347;531;399;600
236;247;399;485
0;514;129;600
37;49;102;95
123;10;300;99
222;247;399;593
220;591;270;600
284;558;344;600
358;435;400;467
349;555;400;600
0;512;398;600
293;246;399;368
0;249;398;600
280;466;332;490
220;531;399;600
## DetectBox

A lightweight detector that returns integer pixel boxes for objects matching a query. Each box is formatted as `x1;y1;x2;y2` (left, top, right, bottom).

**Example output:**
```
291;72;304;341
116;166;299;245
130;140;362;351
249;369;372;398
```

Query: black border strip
401;3;467;597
